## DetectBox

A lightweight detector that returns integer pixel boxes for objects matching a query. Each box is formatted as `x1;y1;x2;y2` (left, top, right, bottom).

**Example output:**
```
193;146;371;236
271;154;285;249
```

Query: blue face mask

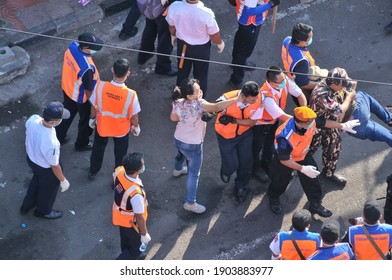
307;37;313;46
89;50;97;55
304;120;315;129
140;164;145;174
53;119;62;127
278;79;287;90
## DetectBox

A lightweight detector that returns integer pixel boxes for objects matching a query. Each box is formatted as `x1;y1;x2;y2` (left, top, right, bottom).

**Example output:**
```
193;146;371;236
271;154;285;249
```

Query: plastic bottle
139;243;148;252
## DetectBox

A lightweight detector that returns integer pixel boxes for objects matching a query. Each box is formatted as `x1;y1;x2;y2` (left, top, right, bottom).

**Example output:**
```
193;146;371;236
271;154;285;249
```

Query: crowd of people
19;0;392;260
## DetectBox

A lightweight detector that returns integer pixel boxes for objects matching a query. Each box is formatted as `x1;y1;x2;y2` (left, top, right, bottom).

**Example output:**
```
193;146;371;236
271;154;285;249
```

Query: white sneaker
173;166;188;177
183;202;206;214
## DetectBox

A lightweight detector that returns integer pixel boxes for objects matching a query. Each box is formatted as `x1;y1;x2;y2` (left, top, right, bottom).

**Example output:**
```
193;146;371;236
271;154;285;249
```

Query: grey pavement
0;0;391;261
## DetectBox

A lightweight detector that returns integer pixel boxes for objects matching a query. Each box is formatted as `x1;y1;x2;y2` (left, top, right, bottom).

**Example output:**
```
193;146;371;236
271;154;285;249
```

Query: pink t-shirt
173;99;207;144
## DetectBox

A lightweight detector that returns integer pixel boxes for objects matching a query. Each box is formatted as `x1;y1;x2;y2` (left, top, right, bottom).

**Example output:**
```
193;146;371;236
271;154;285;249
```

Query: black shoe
269;196;282;214
236;188;247;202
253;168;269;183
220;170;230;183
155;66;178;77
88;172;97;181
385;22;392;33
321;172;347;187
34;210;63;219
137;54;154;65
228;79;242;89
75;141;93;152
20;206;30;216
59;136;70;146
309;203;332;218
119;27;138;40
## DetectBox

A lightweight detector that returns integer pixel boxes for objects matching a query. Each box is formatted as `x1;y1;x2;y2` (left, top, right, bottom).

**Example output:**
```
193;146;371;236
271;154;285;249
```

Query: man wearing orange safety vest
348;199;392;260
227;0;280;89
113;152;151;260
56;32;103;151
88;58;141;180
269;209;320;260
215;81;263;202
252;66;306;183
267;106;360;217
281;23;317;105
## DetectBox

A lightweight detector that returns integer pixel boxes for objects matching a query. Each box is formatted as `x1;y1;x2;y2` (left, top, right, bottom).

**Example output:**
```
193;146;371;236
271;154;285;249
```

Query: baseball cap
43;101;70;120
308;66;328;81
326;67;353;88
294;106;317;122
320;219;340;244
363;199;381;224
78;32;103;51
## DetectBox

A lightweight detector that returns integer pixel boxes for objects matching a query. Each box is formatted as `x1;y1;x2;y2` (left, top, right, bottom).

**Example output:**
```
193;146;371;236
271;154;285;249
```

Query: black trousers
21;156;60;215
176;39;211;97
267;152;323;204
122;0;141;31
138;15;173;73
55;91;93;148
252;122;279;172
230;23;261;84
89;130;129;174
116;226;143;260
217;129;253;191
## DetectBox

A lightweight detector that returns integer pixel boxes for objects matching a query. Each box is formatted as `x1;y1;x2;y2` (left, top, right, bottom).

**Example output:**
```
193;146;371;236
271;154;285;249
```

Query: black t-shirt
81;69;94;92
276;117;326;161
293;60;310;87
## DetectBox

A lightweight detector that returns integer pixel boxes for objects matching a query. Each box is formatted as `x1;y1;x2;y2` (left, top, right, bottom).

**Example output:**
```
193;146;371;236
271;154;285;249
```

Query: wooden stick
179;44;187;69
271;6;278;34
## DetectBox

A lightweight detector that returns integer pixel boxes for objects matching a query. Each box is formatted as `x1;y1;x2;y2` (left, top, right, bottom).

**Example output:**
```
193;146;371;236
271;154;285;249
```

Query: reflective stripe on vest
258;81;288;123
95;81;136;137
281;36;315;79
61;42;100;103
215;90;261;139
274;118;316;162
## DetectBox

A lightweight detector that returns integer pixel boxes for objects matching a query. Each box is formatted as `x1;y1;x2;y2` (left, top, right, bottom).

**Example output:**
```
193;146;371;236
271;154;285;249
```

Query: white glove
171;35;177;48
217;41;225;53
89;118;96;129
300;165;320;178
341;119;360;134
60;178;70;192
141;233;151;244
131;125;141;136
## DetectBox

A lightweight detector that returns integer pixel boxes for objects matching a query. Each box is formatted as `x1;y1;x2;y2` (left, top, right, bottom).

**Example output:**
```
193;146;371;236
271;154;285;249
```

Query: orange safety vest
215;90;261;139
94;81;137;137
61;42;100;103
274;118;316;162
281;240;318;260
112;166;148;229
281;36;315;79
258;80;288;124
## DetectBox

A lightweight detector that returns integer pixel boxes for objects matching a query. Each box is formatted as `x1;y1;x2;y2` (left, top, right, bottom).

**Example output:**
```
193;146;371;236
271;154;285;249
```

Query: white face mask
53;119;62;127
89;50;97;55
140;164;145;174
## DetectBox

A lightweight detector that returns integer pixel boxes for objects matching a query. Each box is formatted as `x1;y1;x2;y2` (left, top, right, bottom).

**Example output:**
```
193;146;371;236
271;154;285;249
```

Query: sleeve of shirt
165;5;174;25
276;137;292;161
43;145;60;166
81;69;94;91
293;60;310;87
130;193;145;214
287;78;303;97
264;97;285;119
206;12;220;35
243;1;271;16
250;107;263;120
315;117;326;129
131;93;141;115
89;87;97;107
269;233;282;256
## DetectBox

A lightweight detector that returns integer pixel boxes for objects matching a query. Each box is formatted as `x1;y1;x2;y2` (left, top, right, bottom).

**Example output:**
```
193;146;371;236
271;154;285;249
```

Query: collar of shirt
124;173;143;186
111;80;125;87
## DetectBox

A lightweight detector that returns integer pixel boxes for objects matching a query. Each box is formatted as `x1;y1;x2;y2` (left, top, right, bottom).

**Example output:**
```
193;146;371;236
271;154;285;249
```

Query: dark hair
241;81;259;97
122;152;143;175
291;23;313;44
266;66;283;83
172;78;199;102
113;58;130;78
292;209;312;232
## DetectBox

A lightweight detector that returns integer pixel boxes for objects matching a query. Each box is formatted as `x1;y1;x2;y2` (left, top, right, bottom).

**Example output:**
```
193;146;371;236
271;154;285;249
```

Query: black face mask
297;128;307;135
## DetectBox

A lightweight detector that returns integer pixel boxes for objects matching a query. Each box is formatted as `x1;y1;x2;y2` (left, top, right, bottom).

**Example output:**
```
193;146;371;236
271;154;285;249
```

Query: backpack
136;0;165;20
384;174;392;225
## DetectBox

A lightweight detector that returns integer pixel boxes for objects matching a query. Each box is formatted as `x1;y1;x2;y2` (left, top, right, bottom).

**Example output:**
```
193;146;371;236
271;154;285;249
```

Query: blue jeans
174;139;203;204
350;91;392;147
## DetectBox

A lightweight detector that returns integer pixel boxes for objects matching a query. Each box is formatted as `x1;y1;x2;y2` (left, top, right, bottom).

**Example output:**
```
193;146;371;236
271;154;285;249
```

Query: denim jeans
174;138;203;204
350;91;392;147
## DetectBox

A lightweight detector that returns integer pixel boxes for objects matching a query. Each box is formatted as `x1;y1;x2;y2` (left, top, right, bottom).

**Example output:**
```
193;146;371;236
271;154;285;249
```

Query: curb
5;0;130;48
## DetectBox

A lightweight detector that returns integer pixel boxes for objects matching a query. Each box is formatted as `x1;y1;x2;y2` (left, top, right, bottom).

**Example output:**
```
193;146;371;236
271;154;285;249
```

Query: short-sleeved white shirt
25;115;60;168
166;1;220;45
